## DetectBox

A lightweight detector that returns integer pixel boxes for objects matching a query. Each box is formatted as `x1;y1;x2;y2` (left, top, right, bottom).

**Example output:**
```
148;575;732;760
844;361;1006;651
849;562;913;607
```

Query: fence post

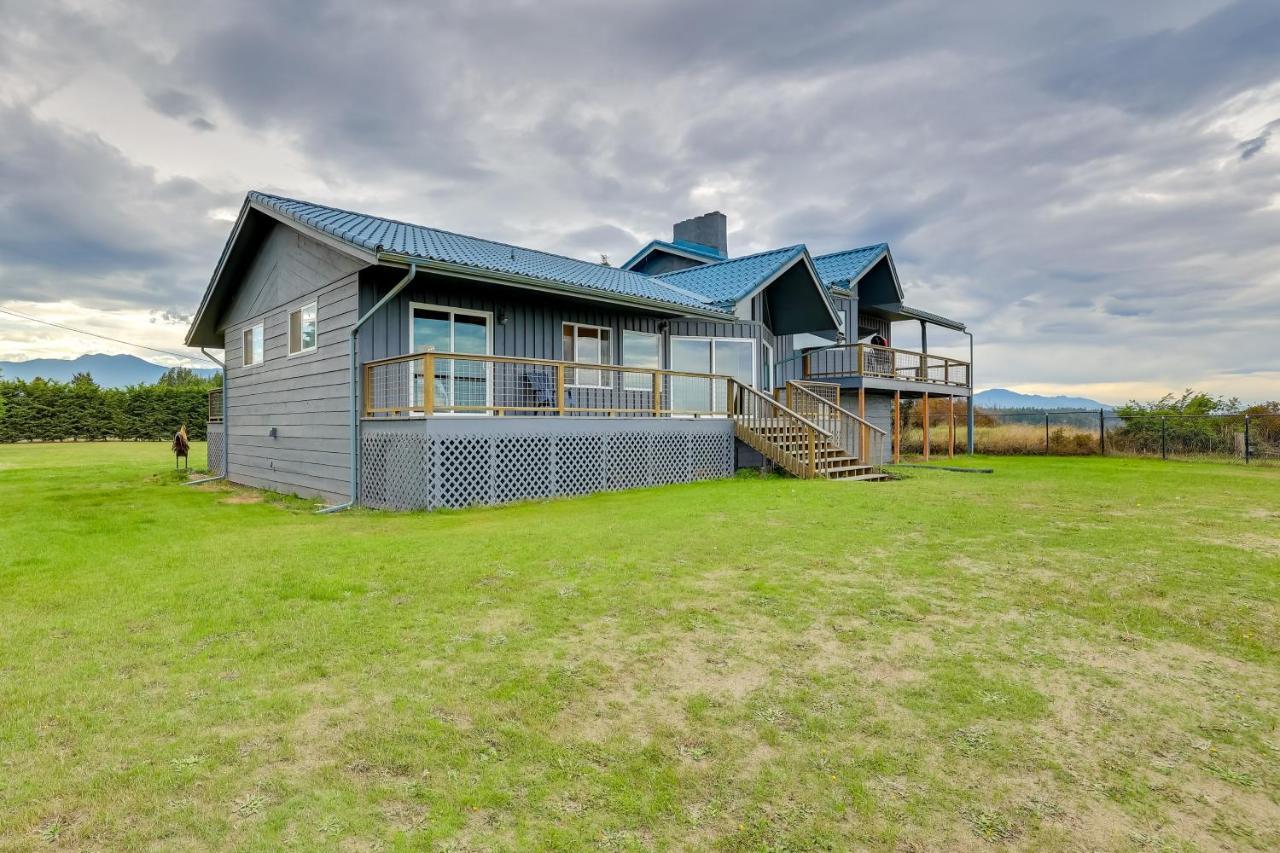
1161;416;1167;460
1099;409;1105;455
1245;414;1251;464
1044;412;1050;455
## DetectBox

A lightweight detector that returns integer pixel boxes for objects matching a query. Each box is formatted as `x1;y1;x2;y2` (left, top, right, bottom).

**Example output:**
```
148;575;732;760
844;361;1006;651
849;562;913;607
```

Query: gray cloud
0;0;1277;396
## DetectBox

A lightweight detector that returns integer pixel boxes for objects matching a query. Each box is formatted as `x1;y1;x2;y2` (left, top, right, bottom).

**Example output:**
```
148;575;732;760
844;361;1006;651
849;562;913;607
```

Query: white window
410;303;493;413
622;330;660;391
241;323;264;367
562;322;611;388
288;302;318;355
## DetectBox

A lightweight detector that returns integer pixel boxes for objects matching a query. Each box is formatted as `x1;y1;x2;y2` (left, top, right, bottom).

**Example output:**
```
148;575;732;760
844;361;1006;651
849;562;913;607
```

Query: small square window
289;302;317;355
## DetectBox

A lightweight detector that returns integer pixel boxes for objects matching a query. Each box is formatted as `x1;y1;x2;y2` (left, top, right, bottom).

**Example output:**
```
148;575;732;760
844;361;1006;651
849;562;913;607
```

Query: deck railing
208;388;223;422
803;343;969;388
362;351;734;418
786;380;887;464
731;382;833;478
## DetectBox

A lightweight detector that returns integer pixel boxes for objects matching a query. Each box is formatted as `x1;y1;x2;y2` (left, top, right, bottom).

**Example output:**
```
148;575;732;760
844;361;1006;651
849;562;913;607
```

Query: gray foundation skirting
360;417;735;510
206;423;225;476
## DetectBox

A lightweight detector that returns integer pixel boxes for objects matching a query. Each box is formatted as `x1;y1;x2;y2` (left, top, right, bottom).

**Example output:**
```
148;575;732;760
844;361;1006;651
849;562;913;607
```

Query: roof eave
376;252;733;321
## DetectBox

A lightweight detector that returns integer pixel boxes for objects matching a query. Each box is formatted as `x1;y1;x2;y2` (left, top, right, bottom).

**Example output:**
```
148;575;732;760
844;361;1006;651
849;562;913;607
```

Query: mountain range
0;354;218;388
974;388;1114;411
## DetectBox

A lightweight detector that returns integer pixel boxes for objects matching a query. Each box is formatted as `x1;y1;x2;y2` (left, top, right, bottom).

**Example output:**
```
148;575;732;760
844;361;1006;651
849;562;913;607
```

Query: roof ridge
654;243;806;280
248;191;716;309
812;242;888;261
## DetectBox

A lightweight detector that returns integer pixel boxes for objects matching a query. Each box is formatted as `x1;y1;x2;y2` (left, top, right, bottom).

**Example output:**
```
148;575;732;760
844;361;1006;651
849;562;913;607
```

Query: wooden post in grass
948;395;955;459
922;393;930;461
893;390;901;464
857;386;867;463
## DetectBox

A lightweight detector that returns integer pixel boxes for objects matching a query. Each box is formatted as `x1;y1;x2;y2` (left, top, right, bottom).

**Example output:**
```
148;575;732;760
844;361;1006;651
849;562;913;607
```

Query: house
186;193;969;510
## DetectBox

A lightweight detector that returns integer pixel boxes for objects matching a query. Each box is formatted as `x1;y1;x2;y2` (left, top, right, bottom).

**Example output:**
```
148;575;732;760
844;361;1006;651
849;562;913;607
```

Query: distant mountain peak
0;353;217;388
974;388;1113;411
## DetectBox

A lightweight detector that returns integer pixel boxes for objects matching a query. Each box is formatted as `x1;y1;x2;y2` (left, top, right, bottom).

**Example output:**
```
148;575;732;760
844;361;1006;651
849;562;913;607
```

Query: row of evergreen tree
0;367;222;443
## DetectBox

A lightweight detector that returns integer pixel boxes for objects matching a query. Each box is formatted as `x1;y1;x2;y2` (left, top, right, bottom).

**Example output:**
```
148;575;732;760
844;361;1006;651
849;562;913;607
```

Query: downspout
184;348;228;485
963;329;975;455
317;262;418;514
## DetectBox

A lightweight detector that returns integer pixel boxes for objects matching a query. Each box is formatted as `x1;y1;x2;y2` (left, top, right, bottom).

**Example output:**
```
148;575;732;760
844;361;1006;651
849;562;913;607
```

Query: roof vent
673;211;727;258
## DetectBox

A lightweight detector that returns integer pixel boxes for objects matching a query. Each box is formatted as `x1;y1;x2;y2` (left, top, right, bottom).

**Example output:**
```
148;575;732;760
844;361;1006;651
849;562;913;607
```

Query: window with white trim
241;323;264;367
288;302;317;355
622;329;660;391
562;322;611;387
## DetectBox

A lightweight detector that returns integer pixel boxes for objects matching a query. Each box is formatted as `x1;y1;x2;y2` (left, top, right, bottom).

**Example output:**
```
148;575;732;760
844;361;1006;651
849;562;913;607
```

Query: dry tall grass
900;423;1099;455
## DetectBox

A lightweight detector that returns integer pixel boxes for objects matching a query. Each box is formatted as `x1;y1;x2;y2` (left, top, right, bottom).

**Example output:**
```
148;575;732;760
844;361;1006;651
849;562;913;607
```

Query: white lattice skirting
360;418;735;510
206;424;225;476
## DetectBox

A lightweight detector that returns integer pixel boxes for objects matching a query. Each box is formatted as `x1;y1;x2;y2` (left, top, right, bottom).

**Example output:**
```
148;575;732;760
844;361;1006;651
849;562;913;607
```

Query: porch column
922;392;930;461
948;395;955;459
919;320;928;381
893;390;901;464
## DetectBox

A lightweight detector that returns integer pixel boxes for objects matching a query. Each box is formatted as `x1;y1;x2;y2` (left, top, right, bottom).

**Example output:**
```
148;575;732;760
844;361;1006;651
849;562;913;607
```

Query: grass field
1;443;1278;850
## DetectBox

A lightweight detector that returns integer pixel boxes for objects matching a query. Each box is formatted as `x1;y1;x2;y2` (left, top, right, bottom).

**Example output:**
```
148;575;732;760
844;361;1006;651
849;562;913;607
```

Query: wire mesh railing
898;404;1278;464
785;380;887;465
803;343;969;388
363;351;734;418
207;388;223;422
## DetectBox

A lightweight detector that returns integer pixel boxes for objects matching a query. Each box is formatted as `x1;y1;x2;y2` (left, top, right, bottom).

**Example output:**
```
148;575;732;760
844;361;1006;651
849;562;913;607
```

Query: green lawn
1;444;1278;850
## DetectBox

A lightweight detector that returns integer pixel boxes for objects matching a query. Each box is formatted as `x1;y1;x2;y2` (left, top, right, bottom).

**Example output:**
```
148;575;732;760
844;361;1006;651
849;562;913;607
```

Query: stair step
832;472;893;481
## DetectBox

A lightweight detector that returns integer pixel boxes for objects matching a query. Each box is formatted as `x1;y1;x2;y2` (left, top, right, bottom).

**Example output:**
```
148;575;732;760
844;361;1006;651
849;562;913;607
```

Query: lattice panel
435;437;491;508
650;433;690;485
361;426;733;511
206;429;225;476
690;433;733;480
555;434;606;495
492;434;555;504
361;432;432;509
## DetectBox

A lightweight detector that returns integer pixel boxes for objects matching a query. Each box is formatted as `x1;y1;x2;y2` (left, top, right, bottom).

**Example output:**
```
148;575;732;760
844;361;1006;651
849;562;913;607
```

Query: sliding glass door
411;304;492;413
669;336;755;413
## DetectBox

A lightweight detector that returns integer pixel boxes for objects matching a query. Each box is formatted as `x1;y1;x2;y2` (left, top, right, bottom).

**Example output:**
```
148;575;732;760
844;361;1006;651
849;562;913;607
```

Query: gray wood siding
222;228;363;504
776;293;856;385
359;267;779;393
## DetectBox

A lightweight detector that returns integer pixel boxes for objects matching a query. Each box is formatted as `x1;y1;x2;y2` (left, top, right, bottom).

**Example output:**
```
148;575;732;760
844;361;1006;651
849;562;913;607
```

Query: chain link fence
899;403;1280;464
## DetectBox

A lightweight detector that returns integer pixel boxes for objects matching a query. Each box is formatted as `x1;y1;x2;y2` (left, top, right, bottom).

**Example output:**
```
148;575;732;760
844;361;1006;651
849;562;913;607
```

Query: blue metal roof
248;192;722;314
653;245;806;306
619;238;724;270
812;243;888;288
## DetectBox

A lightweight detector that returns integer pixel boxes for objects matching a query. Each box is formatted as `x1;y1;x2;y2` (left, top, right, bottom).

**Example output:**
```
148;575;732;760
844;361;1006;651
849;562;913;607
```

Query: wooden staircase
731;382;891;482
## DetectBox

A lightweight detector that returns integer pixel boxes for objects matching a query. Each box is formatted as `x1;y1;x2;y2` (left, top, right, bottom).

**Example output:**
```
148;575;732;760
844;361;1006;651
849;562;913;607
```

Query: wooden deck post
922;392;930;461
652;371;662;416
948;395;955;458
423;354;435;414
857;386;867;464
893;390;901;464
802;352;811;379
807;428;817;478
556;363;566;415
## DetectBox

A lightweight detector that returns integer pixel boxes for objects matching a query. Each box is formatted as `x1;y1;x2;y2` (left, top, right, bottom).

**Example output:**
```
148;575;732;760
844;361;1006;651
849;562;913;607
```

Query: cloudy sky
1;0;1277;402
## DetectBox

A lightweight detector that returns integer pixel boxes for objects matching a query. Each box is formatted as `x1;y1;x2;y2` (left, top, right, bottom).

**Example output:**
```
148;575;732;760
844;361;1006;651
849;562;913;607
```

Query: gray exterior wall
220;224;364;503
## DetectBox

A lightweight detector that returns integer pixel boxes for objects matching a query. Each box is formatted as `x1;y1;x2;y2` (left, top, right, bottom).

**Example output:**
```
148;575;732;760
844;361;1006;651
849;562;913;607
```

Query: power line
0;307;217;366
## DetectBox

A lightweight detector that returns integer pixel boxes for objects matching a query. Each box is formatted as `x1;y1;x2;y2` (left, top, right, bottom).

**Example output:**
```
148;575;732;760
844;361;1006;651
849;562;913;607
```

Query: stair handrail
733;381;834;439
786;381;887;437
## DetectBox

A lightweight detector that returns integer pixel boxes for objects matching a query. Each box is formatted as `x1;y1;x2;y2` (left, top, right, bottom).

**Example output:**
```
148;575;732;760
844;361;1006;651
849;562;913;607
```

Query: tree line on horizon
0;367;222;443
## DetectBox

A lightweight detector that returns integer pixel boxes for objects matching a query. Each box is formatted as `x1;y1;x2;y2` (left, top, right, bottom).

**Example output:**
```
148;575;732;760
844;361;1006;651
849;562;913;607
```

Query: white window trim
562;321;613;389
762;340;775;394
287;300;319;358
621;329;661;392
241;322;264;369
408;302;495;416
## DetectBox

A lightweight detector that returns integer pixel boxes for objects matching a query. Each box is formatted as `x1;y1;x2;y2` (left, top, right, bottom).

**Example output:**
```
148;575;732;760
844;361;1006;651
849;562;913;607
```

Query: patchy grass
1;443;1278;849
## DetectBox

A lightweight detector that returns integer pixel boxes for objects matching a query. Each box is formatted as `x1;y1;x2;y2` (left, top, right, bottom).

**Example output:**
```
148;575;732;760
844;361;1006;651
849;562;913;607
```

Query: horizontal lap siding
222;226;363;504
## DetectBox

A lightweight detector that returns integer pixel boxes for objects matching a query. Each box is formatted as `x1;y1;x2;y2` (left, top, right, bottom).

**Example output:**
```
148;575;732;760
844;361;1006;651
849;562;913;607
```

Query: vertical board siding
222;227;362;504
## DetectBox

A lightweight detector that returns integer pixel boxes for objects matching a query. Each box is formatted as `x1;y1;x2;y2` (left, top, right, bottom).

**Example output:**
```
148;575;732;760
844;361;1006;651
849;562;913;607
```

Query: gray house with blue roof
186;193;968;510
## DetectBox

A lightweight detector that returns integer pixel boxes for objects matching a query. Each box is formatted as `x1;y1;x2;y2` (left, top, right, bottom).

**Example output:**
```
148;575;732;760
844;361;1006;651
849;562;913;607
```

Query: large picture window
562;323;611;388
241;323;264;367
288;302;317;355
668;336;755;413
622;330;660;390
410;303;492;413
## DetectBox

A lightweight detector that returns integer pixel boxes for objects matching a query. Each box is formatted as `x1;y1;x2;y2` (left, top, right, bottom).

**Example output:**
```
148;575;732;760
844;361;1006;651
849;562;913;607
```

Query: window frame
621;329;661;392
407;302;495;416
241;322;264;368
761;339;775;394
287;300;319;357
562;321;613;389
